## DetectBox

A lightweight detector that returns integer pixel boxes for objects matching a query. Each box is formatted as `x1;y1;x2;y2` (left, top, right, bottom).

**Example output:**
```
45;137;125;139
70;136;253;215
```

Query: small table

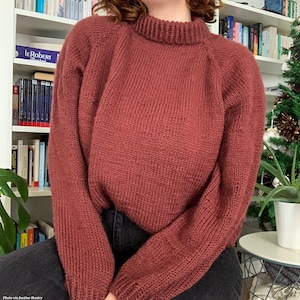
239;232;300;300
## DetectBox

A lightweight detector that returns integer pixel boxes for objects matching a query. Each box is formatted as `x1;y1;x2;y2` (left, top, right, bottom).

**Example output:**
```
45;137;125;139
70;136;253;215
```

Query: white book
29;42;62;52
21;140;28;182
15;0;23;9
17;139;23;177
39;141;46;188
30;139;40;188
28;144;34;187
38;220;55;239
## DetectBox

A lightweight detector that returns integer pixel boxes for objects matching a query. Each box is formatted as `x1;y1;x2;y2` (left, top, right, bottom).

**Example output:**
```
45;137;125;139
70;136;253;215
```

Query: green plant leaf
0;199;16;246
291;145;298;185
17;203;30;233
0;225;14;255
0;245;5;256
263;142;290;186
0;168;28;201
255;183;273;194
258;185;299;216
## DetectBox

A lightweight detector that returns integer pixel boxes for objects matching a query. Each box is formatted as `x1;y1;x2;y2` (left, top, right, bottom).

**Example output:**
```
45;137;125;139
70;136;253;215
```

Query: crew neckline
131;14;210;45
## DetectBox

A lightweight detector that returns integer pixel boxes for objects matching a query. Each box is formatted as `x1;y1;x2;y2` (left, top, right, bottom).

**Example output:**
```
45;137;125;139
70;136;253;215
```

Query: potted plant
253;141;300;249
0;168;30;255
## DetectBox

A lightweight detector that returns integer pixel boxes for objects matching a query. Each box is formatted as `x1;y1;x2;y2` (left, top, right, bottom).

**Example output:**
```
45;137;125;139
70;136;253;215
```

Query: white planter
274;201;300;250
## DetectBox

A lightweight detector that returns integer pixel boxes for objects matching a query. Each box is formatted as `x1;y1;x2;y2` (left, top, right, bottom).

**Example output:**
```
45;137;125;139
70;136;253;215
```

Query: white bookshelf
0;3;75;216
220;0;294;105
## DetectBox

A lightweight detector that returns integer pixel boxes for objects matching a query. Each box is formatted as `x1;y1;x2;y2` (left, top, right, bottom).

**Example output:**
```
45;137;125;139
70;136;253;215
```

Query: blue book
15;45;59;64
38;230;46;242
36;0;45;13
264;0;283;14
225;16;234;40
15;232;21;249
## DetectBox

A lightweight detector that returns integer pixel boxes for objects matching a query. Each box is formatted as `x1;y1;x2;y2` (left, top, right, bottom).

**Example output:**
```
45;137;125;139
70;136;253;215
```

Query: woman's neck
143;0;192;22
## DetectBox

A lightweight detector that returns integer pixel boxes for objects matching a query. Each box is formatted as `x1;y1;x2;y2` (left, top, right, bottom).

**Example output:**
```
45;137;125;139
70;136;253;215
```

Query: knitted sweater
48;13;265;300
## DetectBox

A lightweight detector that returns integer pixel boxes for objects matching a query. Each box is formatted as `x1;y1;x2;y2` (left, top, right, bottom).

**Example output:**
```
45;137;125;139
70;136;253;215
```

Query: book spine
243;26;249;49
257;23;263;56
15;45;59;64
17;78;25;126
27;79;32;126
12;85;19;125
28;144;34;187
32;79;38;126
17;139;23;177
20;232;28;248
226;16;234;40
22;78;28;126
39;141;46;187
11;144;18;175
27;227;35;246
21;140;28;182
33;139;40;187
40;81;46;126
44;81;51;126
36;0;45;13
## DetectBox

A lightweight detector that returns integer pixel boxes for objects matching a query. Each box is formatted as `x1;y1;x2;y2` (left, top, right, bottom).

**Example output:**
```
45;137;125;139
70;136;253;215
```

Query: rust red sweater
48;13;265;300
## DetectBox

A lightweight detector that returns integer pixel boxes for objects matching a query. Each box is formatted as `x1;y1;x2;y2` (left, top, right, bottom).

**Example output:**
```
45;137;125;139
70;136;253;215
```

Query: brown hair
93;0;223;23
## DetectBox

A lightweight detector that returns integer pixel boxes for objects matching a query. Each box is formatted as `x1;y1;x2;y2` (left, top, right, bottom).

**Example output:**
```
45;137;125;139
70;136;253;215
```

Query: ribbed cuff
67;280;107;300
110;278;147;300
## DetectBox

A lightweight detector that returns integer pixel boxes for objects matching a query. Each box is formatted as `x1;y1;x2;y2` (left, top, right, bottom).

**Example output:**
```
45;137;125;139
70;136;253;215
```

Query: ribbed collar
131;14;209;45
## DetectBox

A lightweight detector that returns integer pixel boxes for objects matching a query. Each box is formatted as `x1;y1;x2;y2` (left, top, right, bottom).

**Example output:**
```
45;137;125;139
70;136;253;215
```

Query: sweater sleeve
48;19;115;299
109;49;266;299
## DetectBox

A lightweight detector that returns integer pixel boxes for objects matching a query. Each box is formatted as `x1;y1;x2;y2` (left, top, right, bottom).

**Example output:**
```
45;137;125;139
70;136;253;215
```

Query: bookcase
0;0;298;220
0;2;75;220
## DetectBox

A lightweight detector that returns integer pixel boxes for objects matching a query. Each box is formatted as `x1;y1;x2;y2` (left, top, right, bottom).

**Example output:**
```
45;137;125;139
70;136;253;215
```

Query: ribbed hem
67;281;107;300
131;14;208;45
110;279;147;300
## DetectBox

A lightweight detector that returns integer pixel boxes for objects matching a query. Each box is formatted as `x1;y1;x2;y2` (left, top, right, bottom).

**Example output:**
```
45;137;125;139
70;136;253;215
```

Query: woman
0;0;265;299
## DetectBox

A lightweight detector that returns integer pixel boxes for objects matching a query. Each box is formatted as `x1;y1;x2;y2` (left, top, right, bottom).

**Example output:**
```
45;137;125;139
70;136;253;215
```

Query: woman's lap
0;238;68;300
0;238;242;300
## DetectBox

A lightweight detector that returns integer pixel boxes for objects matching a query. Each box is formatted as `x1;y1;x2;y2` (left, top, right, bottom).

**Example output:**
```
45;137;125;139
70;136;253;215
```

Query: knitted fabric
48;14;266;300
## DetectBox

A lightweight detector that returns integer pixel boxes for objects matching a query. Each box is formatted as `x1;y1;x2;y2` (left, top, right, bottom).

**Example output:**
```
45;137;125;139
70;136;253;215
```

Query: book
242;25;249;49
16;78;26;125
11;144;18;175
28;143;34;187
12;85;19;125
32;72;55;82
263;26;278;59
39;141;46;187
28;222;39;243
38;220;55;239
27;225;35;246
17;139;23;177
30;139;40;187
225;16;234;40
264;0;283;15
20;232;28;248
36;0;45;13
21;140;28;182
15;45;59;64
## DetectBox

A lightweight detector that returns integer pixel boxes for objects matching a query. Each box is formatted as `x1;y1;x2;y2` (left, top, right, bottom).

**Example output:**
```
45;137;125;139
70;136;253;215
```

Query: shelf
220;0;293;35
265;91;281;97
15;8;76;38
254;56;284;75
13;58;56;76
12;126;50;133
13;186;51;197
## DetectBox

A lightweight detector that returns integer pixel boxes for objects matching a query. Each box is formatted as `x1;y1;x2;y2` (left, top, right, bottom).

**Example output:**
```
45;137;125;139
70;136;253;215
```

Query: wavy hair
93;0;223;23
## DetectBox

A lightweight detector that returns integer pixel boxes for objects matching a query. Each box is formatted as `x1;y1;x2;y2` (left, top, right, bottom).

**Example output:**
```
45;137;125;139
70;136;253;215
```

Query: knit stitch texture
48;14;266;300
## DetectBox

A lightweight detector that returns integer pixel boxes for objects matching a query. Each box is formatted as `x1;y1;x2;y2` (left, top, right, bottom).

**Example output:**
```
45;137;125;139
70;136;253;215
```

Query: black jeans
0;206;242;299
